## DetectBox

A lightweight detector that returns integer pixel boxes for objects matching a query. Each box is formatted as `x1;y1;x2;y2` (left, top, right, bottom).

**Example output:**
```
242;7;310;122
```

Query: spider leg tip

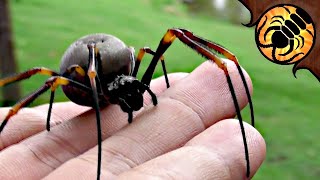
0;120;8;133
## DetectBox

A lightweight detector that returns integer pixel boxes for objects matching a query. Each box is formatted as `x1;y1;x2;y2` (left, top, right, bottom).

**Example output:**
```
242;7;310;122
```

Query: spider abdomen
59;34;135;107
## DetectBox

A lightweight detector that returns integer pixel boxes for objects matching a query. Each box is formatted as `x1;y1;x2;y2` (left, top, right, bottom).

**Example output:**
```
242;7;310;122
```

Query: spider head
108;75;145;112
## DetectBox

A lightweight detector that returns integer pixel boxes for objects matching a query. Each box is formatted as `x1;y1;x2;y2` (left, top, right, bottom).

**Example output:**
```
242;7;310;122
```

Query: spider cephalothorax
107;75;157;122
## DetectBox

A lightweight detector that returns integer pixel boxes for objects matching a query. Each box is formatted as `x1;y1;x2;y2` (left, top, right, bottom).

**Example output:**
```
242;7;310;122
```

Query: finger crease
102;143;139;175
164;95;206;130
21;143;56;170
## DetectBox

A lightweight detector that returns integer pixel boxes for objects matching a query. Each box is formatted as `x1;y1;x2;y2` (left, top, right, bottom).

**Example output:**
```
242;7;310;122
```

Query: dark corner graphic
239;0;320;81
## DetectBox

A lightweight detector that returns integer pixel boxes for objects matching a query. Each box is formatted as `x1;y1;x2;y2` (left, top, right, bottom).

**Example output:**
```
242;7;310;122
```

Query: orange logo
255;4;315;64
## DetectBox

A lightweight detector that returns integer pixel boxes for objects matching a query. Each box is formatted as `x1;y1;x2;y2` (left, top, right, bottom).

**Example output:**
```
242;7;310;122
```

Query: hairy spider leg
46;65;86;131
87;43;103;180
179;28;254;127
0;76;91;133
132;47;170;88
141;28;251;178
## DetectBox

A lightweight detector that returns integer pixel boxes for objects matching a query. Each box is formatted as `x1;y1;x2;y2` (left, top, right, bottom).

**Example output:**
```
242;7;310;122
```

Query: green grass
4;0;320;179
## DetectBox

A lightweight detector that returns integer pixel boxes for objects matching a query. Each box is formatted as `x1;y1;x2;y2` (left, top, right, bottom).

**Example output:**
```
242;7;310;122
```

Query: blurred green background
2;0;320;179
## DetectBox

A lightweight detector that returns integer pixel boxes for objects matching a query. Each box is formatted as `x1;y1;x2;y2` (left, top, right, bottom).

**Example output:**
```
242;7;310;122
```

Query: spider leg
294;37;300;50
264;26;280;41
259;43;274;48
256;16;281;43
179;28;254;127
271;42;303;64
0;67;59;87
272;46;279;62
306;29;314;37
46;65;86;131
0;76;91;133
132;47;170;88
271;15;285;21
281;5;291;14
141;83;158;106
141;28;251;177
257;16;268;41
298;35;304;48
119;98;133;123
87;43;103;180
279;39;294;56
270;20;282;25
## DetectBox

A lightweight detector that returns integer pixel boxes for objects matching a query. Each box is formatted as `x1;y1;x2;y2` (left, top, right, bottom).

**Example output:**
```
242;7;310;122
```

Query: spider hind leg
0;76;91;133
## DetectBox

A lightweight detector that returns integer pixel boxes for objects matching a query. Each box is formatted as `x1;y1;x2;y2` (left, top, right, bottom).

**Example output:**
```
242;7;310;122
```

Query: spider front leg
141;28;251;178
179;28;254;127
87;43;106;180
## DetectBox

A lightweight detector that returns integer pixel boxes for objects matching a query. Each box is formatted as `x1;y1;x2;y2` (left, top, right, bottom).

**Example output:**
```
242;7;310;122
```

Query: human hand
0;61;266;179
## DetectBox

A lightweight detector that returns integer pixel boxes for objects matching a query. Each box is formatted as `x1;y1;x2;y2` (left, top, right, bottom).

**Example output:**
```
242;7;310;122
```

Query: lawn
3;0;320;179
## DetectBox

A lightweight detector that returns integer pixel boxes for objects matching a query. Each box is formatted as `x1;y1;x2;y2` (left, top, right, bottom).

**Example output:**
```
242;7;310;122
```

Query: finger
34;101;91;120
45;60;253;179
118;120;265;180
0;73;187;180
0;73;188;149
0;102;90;150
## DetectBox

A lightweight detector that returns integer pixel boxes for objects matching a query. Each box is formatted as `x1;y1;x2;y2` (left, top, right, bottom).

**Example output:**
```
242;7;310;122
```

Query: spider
0;28;254;179
256;5;315;64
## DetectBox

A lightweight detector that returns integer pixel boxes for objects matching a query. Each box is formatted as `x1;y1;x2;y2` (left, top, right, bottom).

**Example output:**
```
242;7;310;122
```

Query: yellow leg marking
195;46;228;74
159;55;164;61
0;67;56;87
4;109;17;122
137;49;146;62
50;77;70;91
223;53;239;66
87;43;98;79
137;48;164;62
40;68;56;76
1;78;18;86
54;77;70;86
163;30;176;43
88;71;97;79
67;65;86;76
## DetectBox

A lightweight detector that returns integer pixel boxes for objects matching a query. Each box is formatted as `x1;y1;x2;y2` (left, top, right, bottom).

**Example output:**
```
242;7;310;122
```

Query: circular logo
255;4;315;64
